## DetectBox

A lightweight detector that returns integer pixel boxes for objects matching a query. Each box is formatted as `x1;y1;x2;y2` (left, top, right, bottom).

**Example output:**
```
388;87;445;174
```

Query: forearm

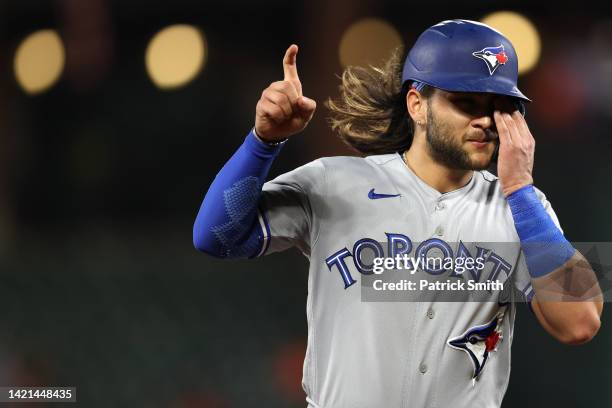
507;185;603;343
193;129;283;258
530;251;602;344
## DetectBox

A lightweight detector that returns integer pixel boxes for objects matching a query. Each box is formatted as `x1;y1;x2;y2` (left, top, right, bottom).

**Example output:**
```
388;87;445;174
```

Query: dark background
0;1;610;407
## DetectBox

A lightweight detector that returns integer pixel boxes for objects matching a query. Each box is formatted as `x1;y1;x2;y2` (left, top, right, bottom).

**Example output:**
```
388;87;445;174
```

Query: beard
425;108;496;171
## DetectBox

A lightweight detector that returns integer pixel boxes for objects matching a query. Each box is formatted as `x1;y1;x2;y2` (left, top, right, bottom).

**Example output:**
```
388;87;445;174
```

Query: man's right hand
255;44;317;142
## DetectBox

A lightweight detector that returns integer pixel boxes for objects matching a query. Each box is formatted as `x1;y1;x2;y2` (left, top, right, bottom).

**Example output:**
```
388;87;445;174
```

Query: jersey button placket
419;363;428;374
432;198;446;237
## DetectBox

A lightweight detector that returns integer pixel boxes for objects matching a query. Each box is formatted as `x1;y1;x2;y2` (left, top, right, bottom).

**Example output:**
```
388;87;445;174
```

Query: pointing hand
255;44;317;142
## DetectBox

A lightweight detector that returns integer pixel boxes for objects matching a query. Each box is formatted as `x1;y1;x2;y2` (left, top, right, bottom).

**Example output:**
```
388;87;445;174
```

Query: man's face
424;90;518;170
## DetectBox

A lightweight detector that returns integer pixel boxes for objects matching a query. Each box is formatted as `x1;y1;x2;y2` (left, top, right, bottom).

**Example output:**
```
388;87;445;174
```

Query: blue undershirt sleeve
193;129;284;259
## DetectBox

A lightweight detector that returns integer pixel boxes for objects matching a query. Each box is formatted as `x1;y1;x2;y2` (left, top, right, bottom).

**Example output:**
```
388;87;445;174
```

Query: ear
406;88;427;126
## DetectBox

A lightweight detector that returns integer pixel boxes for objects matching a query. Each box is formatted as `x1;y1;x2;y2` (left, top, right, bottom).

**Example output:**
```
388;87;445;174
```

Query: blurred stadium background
0;0;610;407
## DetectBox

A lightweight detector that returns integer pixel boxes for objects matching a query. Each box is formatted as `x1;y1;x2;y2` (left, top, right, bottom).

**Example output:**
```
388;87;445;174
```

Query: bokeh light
481;11;541;75
273;340;307;404
339;18;403;68
527;61;587;132
588;20;612;117
14;29;65;95
145;24;207;90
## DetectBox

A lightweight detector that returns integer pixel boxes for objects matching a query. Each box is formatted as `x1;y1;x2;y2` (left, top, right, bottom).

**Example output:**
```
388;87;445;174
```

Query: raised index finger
283;44;302;94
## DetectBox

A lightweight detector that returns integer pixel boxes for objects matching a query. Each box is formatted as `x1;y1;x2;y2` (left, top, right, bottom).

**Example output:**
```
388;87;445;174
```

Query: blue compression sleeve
193;129;284;258
507;185;575;278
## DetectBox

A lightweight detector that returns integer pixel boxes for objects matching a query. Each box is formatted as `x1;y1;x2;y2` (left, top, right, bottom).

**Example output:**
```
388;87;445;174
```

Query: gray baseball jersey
255;152;561;408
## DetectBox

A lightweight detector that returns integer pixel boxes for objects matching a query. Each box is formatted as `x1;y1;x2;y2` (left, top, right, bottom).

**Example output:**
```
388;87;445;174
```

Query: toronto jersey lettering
255;153;561;408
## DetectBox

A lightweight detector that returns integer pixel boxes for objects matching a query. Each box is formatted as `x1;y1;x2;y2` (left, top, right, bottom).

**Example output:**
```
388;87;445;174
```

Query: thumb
297;96;316;118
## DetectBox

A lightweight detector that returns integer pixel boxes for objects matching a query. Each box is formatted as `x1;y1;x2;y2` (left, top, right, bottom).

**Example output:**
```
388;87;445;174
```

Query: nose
471;114;494;131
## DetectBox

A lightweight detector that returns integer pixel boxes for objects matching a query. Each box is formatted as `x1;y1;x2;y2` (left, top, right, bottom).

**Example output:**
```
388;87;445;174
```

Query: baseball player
193;20;602;407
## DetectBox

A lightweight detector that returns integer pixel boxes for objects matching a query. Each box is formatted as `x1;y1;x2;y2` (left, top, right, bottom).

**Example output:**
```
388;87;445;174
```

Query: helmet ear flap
516;100;526;117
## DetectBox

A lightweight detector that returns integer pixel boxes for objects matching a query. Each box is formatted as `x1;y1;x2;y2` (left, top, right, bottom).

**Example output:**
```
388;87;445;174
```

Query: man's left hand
494;110;535;197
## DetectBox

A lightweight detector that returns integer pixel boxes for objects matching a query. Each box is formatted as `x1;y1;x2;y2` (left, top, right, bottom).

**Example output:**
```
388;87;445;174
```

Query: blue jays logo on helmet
472;45;509;76
447;310;505;379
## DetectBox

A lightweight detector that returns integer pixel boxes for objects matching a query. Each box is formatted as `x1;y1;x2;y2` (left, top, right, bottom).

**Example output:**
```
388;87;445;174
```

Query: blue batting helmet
401;19;530;102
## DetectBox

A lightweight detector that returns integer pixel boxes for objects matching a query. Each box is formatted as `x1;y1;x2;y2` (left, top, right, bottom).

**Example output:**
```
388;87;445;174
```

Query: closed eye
455;98;475;107
452;98;479;114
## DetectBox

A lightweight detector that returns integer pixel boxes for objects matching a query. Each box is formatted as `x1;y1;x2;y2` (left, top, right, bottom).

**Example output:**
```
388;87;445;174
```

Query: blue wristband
507;185;574;278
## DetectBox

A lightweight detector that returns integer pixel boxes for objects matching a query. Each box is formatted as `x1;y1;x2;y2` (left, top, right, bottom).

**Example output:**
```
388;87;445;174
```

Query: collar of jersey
394;152;477;200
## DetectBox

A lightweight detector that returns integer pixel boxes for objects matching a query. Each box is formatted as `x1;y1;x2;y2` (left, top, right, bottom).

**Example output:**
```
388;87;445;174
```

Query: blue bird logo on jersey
447;309;505;380
472;45;509;75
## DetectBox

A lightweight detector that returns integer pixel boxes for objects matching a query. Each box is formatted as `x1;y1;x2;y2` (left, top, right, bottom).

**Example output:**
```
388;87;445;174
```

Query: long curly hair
326;47;433;155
